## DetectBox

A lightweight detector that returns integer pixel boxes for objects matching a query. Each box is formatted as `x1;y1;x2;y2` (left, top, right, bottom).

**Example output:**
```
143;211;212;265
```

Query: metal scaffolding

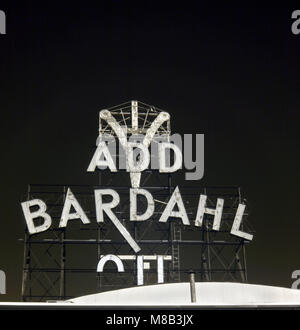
20;101;253;302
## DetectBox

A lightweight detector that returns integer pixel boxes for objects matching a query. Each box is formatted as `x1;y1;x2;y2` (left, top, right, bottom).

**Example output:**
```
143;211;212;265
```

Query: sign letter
95;189;141;253
21;199;52;234
195;195;224;230
130;188;155;221
159;186;190;225
230;204;253;240
59;188;90;228
87;142;117;172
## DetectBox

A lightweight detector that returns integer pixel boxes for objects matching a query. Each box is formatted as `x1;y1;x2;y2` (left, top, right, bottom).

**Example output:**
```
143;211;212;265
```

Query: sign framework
20;101;253;302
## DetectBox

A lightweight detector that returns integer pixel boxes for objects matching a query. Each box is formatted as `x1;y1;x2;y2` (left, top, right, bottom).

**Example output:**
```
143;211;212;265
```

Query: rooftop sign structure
20;101;254;301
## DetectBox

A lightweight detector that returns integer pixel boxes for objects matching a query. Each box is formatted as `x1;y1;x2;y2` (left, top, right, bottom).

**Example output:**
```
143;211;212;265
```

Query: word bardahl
21;187;253;253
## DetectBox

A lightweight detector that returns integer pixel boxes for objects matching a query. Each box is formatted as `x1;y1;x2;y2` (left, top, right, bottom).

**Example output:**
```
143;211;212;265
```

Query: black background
0;0;300;301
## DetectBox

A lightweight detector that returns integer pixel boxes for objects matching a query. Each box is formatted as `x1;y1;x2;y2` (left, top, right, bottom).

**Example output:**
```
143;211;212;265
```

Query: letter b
21;199;52;234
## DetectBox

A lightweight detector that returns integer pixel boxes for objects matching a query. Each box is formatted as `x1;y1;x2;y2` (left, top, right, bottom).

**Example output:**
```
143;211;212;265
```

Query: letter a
159;186;190;225
87;142;117;172
59;188;90;228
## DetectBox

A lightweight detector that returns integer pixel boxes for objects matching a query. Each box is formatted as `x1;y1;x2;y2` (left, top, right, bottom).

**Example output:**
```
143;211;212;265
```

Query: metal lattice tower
20;101;253;302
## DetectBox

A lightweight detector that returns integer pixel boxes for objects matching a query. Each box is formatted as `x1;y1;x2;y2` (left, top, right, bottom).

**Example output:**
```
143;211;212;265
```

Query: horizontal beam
23;239;248;245
28;184;240;190
25;268;246;273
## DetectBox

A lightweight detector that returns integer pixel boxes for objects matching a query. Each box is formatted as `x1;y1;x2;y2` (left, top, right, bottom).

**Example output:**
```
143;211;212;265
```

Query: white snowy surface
1;282;300;307
68;282;300;306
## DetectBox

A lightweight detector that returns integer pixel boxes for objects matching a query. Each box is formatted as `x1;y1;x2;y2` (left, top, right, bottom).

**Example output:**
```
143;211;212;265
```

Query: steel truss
21;101;253;301
21;181;253;301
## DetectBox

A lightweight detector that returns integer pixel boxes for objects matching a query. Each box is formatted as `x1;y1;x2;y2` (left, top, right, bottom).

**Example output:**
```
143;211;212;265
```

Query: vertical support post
134;215;138;286
97;224;101;290
157;255;164;283
236;253;245;282
200;188;206;281
166;172;171;282
168;174;180;282
189;271;196;303
205;187;212;281
21;231;29;301
59;186;66;299
137;256;144;285
131;100;138;133
238;187;248;282
59;229;66;299
206;227;211;281
22;184;31;301
97;172;102;290
201;253;209;281
168;174;172;281
242;243;248;282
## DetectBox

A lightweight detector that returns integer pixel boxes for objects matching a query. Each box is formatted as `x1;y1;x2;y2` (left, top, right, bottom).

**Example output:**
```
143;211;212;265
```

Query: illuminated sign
20;101;253;285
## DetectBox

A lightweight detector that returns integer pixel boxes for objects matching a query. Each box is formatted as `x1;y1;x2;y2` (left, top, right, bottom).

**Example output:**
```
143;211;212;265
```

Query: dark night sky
0;1;300;301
